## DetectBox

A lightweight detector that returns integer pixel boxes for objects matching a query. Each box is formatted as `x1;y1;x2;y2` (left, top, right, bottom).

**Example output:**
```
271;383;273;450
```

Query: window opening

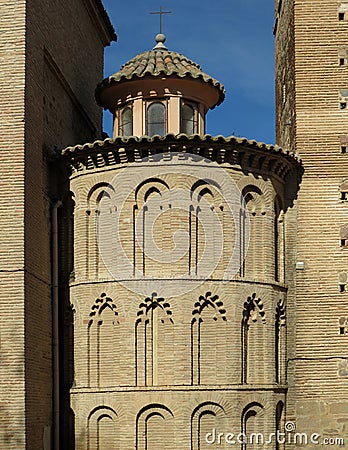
119;107;133;136
181;103;197;135
147;102;166;136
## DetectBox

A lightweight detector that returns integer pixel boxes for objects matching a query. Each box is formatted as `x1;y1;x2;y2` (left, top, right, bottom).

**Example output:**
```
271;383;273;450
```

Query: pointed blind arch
87;293;119;387
135;295;174;386
241;294;266;384
191;292;229;385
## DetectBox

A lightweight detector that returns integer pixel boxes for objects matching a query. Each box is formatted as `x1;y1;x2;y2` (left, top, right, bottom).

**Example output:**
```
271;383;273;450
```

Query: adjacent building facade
275;0;348;443
0;0;115;448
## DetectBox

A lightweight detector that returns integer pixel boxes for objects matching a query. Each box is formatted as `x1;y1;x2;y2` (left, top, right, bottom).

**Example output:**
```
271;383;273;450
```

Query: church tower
63;33;301;449
275;0;348;442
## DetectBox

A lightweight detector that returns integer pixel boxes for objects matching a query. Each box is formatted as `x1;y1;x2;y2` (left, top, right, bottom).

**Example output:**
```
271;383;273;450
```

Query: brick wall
275;0;348;444
65;140;299;449
0;0;27;447
0;0;114;448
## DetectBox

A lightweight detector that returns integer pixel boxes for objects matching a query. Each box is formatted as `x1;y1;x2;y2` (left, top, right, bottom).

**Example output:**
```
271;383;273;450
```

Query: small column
133;97;143;136
168;96;181;134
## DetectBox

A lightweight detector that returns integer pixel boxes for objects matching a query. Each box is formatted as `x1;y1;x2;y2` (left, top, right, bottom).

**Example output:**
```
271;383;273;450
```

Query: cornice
61;133;302;182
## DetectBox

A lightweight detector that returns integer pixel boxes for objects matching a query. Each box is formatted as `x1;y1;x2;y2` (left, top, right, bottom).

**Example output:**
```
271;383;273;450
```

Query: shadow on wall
59;190;76;450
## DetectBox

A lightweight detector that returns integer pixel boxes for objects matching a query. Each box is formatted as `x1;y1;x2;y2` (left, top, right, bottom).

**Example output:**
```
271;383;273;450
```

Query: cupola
95;34;225;137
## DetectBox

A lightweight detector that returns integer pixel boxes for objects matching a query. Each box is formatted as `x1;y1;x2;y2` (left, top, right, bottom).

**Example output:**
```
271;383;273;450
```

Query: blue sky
102;1;276;144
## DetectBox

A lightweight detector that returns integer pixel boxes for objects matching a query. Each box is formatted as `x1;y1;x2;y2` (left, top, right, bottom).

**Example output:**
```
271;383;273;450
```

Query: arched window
87;293;120;388
191;402;226;450
181;103;197;134
241;185;264;278
135;295;174;386
147;102;166;136
88;406;119;450
136;404;174;450
241;402;264;450
275;299;286;384
119;107;133;136
191;292;228;385
241;294;266;384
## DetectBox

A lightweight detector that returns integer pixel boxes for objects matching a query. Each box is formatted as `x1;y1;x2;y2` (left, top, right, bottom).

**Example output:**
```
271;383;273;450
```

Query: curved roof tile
61;133;301;165
95;50;226;108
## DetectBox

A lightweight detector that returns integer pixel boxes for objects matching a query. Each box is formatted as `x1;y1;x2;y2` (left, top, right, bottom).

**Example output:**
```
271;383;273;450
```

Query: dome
95;34;225;110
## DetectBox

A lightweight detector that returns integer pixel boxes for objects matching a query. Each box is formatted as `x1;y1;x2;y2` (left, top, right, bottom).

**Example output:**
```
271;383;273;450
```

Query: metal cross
150;6;172;34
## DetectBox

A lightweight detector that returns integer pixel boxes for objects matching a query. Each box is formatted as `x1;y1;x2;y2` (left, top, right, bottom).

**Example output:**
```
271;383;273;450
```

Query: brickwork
0;0;114;448
275;0;348;445
64;137;300;449
0;1;28;447
72;389;284;449
2;0;332;446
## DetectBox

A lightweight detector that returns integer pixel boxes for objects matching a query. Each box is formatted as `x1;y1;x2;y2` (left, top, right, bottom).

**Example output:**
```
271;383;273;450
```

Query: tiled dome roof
96;35;225;108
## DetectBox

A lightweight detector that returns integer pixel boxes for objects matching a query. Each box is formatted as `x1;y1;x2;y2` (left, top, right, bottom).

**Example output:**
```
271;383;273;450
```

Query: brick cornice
61;134;302;183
